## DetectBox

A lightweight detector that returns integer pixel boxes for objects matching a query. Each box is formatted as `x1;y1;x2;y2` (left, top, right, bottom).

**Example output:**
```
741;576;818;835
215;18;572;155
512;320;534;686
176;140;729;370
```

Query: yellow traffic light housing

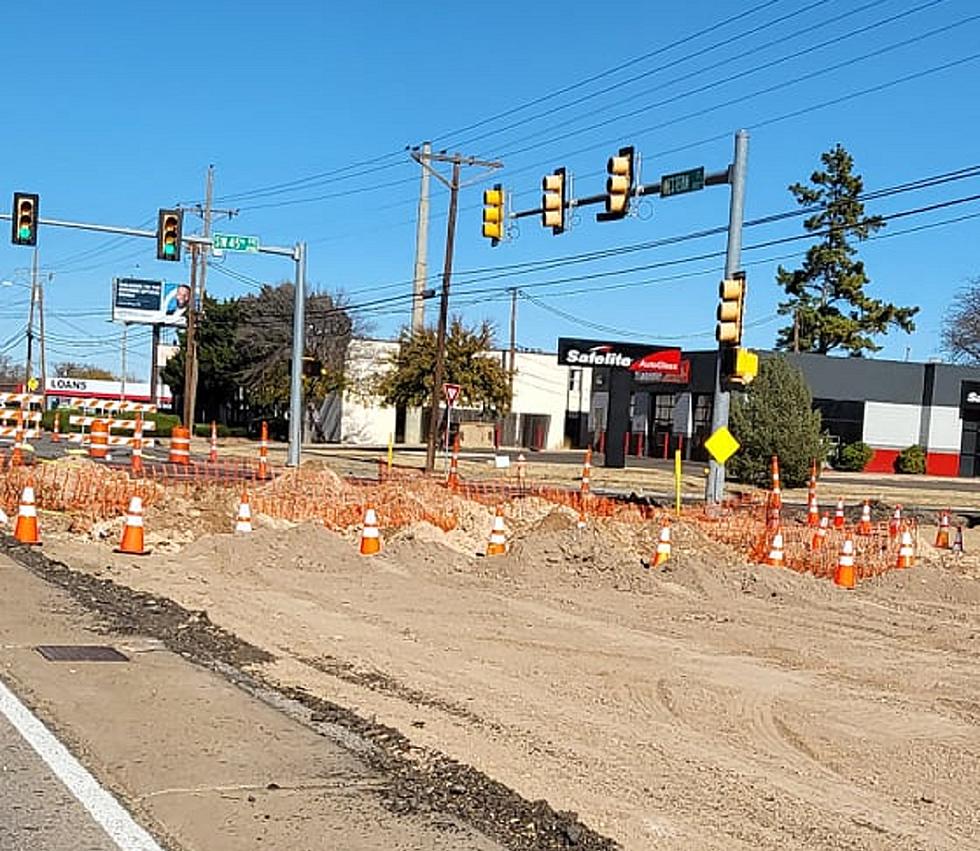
11;192;39;246
541;167;566;234
716;272;747;345
157;209;183;262
722;347;759;385
482;184;505;246
597;146;634;222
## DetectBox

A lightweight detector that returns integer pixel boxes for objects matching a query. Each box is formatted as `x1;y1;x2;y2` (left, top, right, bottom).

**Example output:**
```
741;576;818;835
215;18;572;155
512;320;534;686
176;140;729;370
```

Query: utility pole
287;241;307;466
508;287;518;398
38;272;47;395
404;142;432;445
706;129;749;505
182;243;199;428
25;247;38;384
149;324;160;405
120;324;128;401
412;151;503;474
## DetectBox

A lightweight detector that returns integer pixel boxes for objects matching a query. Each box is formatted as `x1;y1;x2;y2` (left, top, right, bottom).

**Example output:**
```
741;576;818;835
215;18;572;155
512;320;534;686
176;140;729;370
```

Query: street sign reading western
213;233;260;253
660;166;705;198
443;382;461;406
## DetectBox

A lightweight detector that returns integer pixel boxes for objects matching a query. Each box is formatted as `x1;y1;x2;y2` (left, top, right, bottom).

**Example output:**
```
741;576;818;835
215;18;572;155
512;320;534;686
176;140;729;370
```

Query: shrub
837;441;874;472
727;355;826;488
895;444;926;474
41;408;180;437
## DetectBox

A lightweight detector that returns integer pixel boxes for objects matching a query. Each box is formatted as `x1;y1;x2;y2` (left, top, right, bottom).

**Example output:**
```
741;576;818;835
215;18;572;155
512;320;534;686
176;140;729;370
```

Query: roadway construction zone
0;442;978;851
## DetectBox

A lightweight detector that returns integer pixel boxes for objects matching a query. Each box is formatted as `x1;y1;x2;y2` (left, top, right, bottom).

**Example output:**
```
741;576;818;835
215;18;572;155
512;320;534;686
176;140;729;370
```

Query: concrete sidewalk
0;554;503;851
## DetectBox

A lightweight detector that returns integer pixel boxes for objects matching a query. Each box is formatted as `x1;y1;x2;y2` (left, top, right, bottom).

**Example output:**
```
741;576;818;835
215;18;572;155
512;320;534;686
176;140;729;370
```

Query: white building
315;339;590;450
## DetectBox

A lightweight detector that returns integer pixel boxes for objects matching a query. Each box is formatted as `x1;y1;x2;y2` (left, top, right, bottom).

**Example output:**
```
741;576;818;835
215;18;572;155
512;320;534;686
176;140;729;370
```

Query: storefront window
693;394;713;434
654;394;675;426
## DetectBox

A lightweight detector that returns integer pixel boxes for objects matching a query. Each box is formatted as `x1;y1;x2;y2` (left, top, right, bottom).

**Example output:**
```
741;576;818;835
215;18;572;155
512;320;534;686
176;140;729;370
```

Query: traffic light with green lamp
716;271;747;346
596;146;634;222
156;209;183;261
541;167;566;234
482;184;505;245
11;193;39;246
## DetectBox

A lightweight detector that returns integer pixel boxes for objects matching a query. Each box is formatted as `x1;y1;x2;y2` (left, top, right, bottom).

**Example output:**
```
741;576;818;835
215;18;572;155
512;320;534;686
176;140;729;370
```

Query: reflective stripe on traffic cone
811;513;830;551
765;529;785;568
14;484;40;545
834;498;845;529
486;506;507;557
235;491;252;533
652;521;671;567
115;496;149;555
209;420;218;463
834;535;856;589
581;448;592;496
896;528;915;568
857;500;872;536
360;504;381;556
888;505;902;540
935;510;950;549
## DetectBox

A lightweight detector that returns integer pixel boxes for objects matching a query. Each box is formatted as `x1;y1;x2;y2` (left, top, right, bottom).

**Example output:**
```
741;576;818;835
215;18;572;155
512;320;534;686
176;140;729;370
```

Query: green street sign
213;233;260;253
660;166;705;198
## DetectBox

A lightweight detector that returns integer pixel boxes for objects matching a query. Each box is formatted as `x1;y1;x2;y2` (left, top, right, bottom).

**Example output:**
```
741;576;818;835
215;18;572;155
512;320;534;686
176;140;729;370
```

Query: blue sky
2;0;979;381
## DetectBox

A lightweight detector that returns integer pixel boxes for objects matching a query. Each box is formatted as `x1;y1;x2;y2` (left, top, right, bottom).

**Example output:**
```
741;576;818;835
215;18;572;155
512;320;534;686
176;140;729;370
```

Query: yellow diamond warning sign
704;426;740;464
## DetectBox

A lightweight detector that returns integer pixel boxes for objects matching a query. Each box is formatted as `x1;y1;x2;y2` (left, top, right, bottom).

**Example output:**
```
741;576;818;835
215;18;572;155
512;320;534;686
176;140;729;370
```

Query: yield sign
443;382;461;406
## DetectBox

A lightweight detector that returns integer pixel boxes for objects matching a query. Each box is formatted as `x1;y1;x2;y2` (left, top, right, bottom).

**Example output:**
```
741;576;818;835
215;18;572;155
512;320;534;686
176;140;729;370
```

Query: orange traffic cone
577;510;587;531
834;535;856;589
896;528;915;568
811;513;830;551
234;491;252;533
209;420;218;463
888;505;902;540
51;413;61;443
770;455;782;508
764;529;785;568
486;506;507;556
13;483;40;545
10;415;23;468
833;498;845;529
652;521;671;567
952;525;964;553
131;416;144;475
806;466;819;527
581;448;592;496
115;496;149;555
857;500;872;536
935;510;950;549
766;489;780;531
258;420;270;480
359;503;381;556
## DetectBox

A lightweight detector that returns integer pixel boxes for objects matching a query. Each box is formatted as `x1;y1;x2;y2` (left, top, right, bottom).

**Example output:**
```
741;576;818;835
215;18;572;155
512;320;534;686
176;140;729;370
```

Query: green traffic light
164;243;175;256
18;226;31;239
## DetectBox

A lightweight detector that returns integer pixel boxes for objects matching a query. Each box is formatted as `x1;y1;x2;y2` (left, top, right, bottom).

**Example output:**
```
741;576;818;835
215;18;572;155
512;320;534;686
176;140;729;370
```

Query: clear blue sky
2;0;979;381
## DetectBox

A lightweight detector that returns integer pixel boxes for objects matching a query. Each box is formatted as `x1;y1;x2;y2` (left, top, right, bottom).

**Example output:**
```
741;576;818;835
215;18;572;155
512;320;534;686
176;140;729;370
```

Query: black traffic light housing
12;192;39;246
157;209;183;261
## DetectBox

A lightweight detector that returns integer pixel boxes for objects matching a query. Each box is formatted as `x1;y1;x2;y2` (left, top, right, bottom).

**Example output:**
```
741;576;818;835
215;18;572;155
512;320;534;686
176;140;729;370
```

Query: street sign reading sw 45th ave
213;233;260;253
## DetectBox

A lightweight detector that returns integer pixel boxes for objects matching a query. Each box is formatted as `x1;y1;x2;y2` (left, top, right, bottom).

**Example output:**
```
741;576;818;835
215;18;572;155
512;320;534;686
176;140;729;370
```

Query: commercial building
565;336;980;477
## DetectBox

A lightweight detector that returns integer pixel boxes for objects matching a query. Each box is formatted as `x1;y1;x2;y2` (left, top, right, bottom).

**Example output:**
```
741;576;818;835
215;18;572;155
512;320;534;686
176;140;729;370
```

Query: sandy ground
38;503;980;851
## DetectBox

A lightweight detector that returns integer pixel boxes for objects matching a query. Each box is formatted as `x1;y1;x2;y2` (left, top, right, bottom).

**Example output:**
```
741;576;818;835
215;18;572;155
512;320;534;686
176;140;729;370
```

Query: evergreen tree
727;355;825;489
775;144;918;355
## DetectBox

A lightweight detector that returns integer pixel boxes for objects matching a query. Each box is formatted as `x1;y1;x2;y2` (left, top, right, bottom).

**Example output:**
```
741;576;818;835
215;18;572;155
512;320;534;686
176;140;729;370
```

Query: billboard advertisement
112;277;189;326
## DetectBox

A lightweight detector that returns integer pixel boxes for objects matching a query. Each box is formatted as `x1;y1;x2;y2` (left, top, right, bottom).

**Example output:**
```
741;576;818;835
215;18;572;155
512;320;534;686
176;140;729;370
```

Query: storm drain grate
35;645;129;663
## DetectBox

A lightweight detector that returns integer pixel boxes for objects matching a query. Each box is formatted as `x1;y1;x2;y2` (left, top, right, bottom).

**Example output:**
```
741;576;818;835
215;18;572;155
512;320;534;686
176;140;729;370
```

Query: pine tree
775;144;918;355
727;355;825;489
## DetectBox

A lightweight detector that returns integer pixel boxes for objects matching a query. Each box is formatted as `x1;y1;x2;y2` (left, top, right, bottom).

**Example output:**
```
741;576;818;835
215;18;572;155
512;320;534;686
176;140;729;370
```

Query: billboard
112;277;189;326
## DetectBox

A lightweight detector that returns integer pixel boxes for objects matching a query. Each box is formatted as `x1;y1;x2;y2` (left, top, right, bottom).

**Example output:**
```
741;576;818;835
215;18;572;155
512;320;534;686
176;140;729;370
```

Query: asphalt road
0;711;120;851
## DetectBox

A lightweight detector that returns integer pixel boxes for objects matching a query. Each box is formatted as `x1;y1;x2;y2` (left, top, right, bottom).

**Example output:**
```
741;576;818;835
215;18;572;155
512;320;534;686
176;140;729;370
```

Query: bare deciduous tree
941;280;980;363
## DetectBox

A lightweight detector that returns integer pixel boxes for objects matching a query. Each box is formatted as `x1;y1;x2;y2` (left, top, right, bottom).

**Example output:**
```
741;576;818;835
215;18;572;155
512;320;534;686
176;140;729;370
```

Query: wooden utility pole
508;287;517;398
414;151;503;474
25;247;38;384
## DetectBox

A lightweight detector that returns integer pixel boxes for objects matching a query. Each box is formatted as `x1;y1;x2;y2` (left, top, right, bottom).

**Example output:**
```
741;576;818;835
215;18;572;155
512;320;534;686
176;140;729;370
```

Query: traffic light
11;193;39;246
482;184;505;245
722;347;759;386
597;146;634;222
541;167;567;234
156;209;183;261
716;271;747;346
302;356;326;378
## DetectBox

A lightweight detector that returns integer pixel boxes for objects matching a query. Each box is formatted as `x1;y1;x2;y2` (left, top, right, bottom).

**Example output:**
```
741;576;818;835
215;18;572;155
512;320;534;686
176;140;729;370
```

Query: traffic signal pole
706;129;749;506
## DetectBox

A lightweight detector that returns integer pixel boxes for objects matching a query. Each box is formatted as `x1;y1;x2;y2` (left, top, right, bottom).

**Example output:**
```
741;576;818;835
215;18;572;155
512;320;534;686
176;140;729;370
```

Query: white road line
0;675;165;851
